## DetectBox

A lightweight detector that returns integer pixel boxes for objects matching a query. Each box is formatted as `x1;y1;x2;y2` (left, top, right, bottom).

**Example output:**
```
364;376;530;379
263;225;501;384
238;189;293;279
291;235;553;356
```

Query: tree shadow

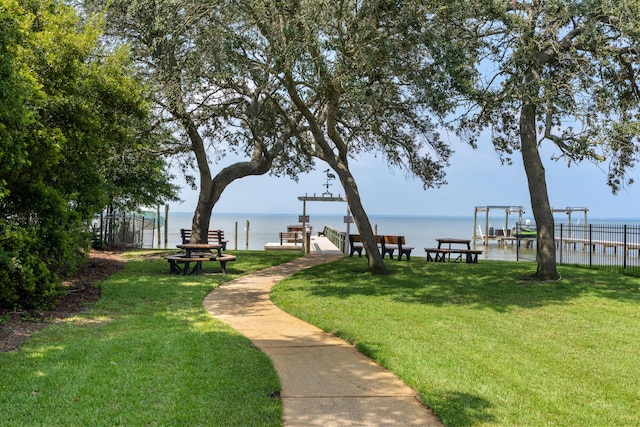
291;260;640;312
427;390;496;426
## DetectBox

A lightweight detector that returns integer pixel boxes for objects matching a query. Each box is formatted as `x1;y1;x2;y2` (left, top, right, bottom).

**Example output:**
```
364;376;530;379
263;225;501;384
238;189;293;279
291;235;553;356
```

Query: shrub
0;216;88;309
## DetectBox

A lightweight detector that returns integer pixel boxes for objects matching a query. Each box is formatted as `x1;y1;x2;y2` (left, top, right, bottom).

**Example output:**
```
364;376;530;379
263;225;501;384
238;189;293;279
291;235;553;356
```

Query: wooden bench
383;236;414;260
165;253;236;275
424;248;483;263
348;234;364;257
348;235;386;257
279;231;301;245
180;229;228;250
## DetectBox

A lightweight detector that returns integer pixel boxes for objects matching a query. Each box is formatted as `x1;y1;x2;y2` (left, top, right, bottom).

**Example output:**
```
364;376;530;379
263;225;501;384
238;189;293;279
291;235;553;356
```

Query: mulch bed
0;250;126;353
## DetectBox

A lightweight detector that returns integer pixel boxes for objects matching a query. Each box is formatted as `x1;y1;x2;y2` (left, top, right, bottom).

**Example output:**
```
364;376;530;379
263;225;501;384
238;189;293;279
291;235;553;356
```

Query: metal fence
91;211;159;249
515;223;640;276
556;223;640;276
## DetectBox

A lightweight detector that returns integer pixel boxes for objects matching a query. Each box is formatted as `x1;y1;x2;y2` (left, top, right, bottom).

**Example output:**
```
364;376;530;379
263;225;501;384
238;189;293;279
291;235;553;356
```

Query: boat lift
473;206;589;245
553;207;588;225
473;206;525;245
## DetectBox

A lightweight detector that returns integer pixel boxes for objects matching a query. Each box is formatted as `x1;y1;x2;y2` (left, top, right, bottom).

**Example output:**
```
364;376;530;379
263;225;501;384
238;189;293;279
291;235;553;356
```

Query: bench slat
180;229;229;249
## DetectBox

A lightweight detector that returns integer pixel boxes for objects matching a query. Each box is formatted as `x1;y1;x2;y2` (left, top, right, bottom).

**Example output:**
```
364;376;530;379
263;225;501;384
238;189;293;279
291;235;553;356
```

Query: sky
169;136;640;220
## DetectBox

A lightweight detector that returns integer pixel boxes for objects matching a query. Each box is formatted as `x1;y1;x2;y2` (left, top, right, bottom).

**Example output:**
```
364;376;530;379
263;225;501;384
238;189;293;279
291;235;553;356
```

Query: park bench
348;234;364;257
383;235;414;260
424;248;483;263
279;231;301;245
180;229;228;250
348;234;387;257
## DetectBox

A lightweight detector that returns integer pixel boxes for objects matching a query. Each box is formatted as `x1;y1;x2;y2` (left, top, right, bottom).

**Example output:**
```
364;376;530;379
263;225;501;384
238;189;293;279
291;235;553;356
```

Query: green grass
4;251;639;426
0;250;301;427
271;258;640;426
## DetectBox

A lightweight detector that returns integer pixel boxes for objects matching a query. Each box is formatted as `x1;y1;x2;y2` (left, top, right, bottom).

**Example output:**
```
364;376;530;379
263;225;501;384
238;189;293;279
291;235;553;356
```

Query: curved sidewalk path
203;251;442;426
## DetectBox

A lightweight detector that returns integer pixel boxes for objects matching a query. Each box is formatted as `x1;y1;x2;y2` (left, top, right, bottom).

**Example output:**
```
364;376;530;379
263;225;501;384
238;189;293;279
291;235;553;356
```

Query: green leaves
462;0;640;189
0;0;178;308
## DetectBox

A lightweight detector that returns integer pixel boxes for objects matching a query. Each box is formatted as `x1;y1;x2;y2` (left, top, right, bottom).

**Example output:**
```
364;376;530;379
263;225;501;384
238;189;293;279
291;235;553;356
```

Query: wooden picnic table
425;238;482;263
436;238;471;250
167;243;231;275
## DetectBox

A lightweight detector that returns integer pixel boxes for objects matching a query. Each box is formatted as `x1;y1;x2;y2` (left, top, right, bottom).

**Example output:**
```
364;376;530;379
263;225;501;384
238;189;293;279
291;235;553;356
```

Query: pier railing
556;223;640;276
322;226;347;254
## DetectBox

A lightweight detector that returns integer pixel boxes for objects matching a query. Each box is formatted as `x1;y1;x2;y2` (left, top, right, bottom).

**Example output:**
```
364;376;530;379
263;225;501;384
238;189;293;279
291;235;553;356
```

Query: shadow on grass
289;259;640;311
8;316;282;426
427;390;495;426
4;255;285;426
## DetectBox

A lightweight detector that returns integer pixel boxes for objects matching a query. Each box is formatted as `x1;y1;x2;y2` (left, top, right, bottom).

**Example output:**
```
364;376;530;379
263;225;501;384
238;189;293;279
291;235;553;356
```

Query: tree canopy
89;0;479;268
88;0;315;243
194;0;476;272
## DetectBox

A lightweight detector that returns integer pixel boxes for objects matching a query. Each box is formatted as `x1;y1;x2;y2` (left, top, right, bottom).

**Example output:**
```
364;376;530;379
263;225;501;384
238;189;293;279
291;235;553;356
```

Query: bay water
155;211;640;262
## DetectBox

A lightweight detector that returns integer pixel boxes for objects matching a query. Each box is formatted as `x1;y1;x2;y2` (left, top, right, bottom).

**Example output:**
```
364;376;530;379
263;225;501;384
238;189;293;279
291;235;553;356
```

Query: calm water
151;212;640;262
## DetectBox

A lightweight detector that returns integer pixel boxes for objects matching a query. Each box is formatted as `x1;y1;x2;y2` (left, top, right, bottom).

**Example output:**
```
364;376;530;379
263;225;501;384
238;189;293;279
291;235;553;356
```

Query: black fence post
516;223;520;261
589;224;593;268
624;224;628;274
559;223;563;265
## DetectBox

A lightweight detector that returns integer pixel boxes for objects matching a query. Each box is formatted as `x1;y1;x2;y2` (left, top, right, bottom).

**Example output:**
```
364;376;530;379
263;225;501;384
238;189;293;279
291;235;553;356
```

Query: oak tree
90;0;313;243
458;0;640;280
206;0;472;273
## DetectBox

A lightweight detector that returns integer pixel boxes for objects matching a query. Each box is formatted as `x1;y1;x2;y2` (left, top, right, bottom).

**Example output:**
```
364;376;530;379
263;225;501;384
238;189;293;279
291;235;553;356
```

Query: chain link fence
91;210;160;249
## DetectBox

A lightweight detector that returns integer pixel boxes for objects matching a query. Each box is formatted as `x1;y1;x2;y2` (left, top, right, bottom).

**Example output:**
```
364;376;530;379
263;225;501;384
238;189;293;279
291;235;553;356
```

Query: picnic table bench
424;248;483;263
180;229;229;250
165;243;236;274
425;238;483;263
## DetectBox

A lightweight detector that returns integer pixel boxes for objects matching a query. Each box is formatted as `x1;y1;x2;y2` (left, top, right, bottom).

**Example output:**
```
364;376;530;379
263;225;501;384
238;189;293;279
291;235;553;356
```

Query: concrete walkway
203;240;442;426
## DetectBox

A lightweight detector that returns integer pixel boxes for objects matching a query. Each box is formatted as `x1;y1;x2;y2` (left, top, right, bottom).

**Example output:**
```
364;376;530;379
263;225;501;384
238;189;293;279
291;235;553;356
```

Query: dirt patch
0;250;126;353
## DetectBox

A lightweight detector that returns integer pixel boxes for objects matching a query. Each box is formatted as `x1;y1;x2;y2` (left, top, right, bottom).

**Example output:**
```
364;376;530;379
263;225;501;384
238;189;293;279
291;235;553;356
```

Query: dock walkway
264;234;344;254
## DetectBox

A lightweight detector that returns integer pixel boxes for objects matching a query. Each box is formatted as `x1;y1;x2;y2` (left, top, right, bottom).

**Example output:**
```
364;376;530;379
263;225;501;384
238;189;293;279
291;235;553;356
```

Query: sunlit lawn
3;250;639;426
271;258;640;426
0;250;301;427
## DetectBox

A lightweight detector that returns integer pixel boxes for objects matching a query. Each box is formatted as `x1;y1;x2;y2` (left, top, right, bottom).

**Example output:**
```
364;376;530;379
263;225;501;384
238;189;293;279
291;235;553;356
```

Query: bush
0;217;89;309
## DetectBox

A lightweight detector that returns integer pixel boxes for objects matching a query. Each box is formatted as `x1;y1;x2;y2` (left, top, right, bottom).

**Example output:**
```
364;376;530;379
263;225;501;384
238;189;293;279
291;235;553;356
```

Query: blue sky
170;138;640;219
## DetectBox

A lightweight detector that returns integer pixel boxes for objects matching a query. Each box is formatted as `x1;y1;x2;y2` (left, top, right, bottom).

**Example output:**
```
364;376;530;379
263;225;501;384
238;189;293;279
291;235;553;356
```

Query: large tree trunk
191;177;216;244
281;72;385;273
520;103;559;280
190;159;274;244
331;160;388;275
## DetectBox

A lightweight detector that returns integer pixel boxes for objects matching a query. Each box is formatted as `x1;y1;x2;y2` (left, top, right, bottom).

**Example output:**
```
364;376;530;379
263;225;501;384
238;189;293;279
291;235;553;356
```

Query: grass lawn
271;258;640;426
0;250;301;427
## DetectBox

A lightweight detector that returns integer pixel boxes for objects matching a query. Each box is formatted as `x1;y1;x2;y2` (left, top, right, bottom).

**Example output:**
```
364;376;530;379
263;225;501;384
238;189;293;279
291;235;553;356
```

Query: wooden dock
557;237;640;254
